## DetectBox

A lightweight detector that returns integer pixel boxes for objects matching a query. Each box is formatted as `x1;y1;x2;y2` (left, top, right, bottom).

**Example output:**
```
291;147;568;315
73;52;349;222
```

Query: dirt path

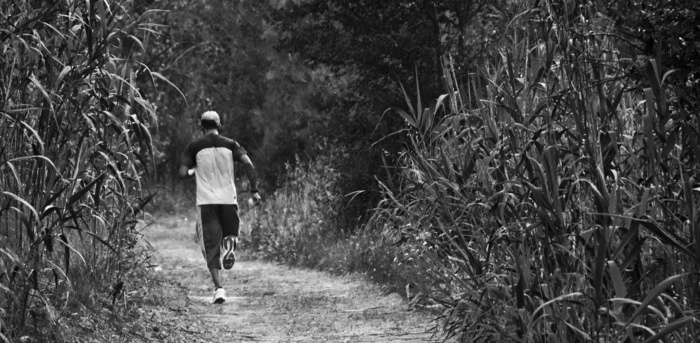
141;216;440;342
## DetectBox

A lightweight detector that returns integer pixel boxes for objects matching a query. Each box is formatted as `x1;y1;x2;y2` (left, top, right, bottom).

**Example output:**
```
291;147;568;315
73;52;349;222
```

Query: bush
241;148;342;265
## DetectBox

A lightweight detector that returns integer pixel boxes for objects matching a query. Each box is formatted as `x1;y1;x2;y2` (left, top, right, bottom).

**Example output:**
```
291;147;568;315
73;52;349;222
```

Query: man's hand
247;191;261;207
251;191;261;204
178;165;195;180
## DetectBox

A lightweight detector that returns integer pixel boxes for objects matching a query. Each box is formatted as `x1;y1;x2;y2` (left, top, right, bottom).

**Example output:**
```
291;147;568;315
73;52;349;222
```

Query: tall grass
370;1;700;342
0;1;161;341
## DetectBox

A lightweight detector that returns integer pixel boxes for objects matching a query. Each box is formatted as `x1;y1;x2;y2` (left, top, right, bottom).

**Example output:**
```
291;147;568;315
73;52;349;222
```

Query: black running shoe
221;235;237;270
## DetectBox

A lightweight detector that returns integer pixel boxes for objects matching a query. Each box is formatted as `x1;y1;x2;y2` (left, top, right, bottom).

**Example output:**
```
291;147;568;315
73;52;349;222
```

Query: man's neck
203;129;219;135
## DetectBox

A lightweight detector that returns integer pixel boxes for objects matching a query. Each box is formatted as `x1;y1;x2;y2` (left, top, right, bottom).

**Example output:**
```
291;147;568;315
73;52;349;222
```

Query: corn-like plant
0;1;161;341
371;1;700;342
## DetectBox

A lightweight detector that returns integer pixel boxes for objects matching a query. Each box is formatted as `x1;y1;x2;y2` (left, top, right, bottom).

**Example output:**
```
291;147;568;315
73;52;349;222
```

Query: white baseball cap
200;111;220;125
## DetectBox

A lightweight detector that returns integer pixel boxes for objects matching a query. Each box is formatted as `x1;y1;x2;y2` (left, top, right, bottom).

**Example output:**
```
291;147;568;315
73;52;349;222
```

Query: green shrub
369;2;700;342
0;1;162;341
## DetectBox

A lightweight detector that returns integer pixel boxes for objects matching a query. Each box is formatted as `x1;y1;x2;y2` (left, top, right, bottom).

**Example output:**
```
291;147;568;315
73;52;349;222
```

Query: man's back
181;134;247;205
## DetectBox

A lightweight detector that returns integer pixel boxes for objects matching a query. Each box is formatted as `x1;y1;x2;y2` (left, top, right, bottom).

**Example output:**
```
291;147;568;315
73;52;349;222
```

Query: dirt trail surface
141;216;440;342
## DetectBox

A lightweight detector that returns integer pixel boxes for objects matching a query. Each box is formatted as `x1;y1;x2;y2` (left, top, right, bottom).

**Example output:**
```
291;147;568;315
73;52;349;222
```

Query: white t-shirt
180;134;247;205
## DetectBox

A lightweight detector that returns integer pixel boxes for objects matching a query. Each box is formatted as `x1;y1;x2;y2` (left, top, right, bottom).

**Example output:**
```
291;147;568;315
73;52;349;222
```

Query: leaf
398;81;415;118
97;0;106;33
16;120;45;155
392;107;417;128
533;292;583;319
59;233;71;273
572;179;607;215
612;223;639;260
2;161;21;189
641;317;697;343
543;146;563;224
608;260;627;298
379;155;396;193
131;192;157;216
64;225;117;253
42;185;69;213
514;271;525;309
642;94;657;172
2;191;40;223
148;71;187;105
620;237;646;271
589;214;695;260
439;149;452;179
99;151;125;192
67;173;106;207
594;228;607;303
683;176;699;265
626;274;687;325
54;66;72;91
0;283;20;305
6;155;61;177
55;233;86;269
522;180;553;212
660;127;678;159
461;145;476;182
562;320;591;341
29;74;53;112
636;219;695;260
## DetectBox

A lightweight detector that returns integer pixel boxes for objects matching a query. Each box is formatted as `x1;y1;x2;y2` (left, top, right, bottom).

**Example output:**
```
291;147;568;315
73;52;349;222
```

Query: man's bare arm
240;155;257;190
240;155;261;201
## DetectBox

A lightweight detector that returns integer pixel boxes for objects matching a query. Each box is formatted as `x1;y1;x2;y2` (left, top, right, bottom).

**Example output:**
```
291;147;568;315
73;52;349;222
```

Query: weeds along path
143;215;438;342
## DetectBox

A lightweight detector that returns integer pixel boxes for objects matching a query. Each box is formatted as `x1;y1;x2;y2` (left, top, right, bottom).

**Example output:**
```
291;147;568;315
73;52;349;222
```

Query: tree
145;0;336;188
270;0;515;228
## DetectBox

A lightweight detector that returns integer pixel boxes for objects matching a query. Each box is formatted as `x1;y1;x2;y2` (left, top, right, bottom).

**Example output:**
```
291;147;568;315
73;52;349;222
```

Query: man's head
200;111;221;130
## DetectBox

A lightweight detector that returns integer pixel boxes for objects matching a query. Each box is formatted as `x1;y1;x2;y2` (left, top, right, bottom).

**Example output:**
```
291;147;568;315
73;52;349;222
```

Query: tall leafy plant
371;0;700;341
0;1;161;340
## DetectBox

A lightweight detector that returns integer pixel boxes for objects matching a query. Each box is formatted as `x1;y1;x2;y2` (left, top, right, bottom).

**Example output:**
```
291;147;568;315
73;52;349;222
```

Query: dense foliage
366;0;700;341
0;1;159;340
148;0;700;340
144;0;340;193
6;0;698;340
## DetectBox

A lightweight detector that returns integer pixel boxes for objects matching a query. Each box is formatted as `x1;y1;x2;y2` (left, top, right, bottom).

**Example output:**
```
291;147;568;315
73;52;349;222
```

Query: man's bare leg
210;268;222;289
210;268;226;303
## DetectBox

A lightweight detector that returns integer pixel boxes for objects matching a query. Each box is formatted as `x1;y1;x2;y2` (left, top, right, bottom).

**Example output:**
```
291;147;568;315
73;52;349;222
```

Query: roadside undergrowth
239;149;430;300
368;3;700;342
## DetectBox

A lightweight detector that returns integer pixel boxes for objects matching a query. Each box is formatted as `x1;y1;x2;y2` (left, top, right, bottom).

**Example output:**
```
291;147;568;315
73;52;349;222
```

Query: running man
178;110;261;304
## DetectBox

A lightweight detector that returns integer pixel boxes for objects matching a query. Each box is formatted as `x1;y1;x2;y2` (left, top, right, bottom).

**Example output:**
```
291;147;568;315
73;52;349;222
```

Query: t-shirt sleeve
228;140;247;163
180;142;196;168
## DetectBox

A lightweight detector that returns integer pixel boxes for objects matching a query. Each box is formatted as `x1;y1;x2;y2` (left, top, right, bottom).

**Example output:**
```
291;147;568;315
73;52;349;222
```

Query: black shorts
195;204;239;270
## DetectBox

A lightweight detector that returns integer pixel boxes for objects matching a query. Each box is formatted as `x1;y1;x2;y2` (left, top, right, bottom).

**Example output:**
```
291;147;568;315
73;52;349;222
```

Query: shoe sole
213;297;226;304
222;236;236;270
